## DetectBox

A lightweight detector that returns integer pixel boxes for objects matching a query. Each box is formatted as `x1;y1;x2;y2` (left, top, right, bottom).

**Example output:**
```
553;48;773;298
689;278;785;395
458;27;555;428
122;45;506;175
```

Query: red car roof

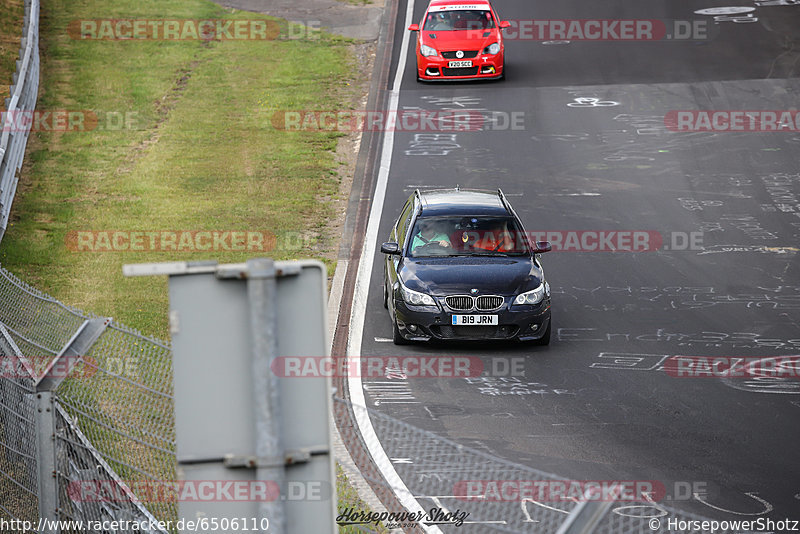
428;0;491;7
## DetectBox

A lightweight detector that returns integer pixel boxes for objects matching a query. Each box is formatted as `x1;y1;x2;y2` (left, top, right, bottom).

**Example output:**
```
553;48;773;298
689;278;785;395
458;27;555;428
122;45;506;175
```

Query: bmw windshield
408;216;531;258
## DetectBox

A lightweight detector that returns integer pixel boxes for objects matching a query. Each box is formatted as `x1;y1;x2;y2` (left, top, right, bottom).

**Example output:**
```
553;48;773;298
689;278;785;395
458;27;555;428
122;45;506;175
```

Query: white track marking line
345;1;444;533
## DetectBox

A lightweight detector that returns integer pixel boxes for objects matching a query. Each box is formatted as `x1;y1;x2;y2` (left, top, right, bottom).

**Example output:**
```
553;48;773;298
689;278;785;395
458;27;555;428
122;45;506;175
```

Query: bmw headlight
513;282;547;306
420;44;438;57
400;282;436;307
483;42;501;55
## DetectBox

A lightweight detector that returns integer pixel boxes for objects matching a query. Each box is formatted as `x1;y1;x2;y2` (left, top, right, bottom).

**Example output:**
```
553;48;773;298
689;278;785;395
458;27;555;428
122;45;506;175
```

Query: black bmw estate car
380;188;552;345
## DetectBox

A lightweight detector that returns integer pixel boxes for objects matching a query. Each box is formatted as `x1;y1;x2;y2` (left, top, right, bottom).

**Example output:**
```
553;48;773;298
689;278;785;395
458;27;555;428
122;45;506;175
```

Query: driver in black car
410;219;451;254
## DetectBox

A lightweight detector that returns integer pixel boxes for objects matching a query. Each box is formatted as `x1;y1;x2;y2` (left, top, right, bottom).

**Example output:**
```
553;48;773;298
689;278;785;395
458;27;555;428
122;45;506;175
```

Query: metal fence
0;266;173;533
334;399;753;534
0;262;754;533
0;0;40;243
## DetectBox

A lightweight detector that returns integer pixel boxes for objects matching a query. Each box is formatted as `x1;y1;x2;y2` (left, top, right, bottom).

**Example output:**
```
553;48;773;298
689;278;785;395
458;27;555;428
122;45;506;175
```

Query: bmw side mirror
535;241;552;253
381;242;401;255
500;20;511;29
408;24;420;31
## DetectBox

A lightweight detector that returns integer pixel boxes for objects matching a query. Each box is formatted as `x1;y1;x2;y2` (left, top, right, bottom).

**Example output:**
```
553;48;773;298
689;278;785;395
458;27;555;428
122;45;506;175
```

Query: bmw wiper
471;251;510;257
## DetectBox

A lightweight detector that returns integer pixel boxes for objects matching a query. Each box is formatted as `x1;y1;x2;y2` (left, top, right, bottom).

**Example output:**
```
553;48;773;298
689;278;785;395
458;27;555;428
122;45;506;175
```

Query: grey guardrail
0;0;40;243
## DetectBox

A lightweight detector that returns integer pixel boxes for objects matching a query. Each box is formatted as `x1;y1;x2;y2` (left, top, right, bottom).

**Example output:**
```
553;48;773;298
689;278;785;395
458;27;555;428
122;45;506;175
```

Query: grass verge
337;465;389;534
0;0;385;527
0;0;355;339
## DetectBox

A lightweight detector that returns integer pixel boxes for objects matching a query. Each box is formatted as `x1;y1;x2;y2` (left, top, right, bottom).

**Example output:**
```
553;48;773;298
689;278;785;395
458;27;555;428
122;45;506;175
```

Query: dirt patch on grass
321;41;375;267
116;60;203;178
0;0;25;112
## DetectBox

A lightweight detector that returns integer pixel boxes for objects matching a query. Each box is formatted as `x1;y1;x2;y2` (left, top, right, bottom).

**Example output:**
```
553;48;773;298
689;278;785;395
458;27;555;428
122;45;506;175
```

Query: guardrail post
33;390;58;532
30;318;110;532
555;497;614;534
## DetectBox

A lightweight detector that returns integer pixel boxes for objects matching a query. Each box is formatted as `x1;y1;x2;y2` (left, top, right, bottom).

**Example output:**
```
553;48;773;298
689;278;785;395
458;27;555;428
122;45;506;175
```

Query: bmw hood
398;257;542;296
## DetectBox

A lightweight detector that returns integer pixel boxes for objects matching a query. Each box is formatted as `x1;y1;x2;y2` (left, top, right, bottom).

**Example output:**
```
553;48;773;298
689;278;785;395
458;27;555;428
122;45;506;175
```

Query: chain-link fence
54;320;176;528
0;323;37;526
0;0;40;243
0;266;172;533
334;399;755;534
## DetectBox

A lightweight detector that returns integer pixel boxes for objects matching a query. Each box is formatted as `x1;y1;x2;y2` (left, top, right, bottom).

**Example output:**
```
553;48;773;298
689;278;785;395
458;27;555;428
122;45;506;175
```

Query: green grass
337;465;390;534
0;0;394;526
1;0;391;527
0;0;354;340
0;0;25;109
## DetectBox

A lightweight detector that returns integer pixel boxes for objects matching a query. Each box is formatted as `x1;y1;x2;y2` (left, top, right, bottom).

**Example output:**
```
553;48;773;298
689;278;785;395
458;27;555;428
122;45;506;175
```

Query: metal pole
32;317;109;532
128;259;334;533
556;497;614;534
246;258;286;532
34;391;58;533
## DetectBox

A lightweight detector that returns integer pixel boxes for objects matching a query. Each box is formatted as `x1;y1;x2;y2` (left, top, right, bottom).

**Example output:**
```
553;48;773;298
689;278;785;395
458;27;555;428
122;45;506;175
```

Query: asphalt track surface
352;0;800;531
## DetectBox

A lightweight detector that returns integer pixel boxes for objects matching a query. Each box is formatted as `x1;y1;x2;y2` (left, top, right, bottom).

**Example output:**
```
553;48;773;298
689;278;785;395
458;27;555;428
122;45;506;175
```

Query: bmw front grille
445;295;504;311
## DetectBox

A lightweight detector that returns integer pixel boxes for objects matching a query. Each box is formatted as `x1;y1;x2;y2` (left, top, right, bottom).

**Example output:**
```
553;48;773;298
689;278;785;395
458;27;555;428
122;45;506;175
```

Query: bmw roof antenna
497;188;511;212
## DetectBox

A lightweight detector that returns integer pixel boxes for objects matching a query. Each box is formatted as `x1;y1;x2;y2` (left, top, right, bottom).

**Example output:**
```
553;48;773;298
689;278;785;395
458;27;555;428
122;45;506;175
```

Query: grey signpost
124;259;336;534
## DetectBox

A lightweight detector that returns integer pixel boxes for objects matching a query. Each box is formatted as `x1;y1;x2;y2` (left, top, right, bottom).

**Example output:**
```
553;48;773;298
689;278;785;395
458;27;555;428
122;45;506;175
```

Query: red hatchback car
409;0;510;82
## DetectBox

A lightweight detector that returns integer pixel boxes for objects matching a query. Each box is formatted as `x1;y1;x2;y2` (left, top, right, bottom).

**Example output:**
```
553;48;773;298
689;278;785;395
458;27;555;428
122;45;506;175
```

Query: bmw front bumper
393;296;551;342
